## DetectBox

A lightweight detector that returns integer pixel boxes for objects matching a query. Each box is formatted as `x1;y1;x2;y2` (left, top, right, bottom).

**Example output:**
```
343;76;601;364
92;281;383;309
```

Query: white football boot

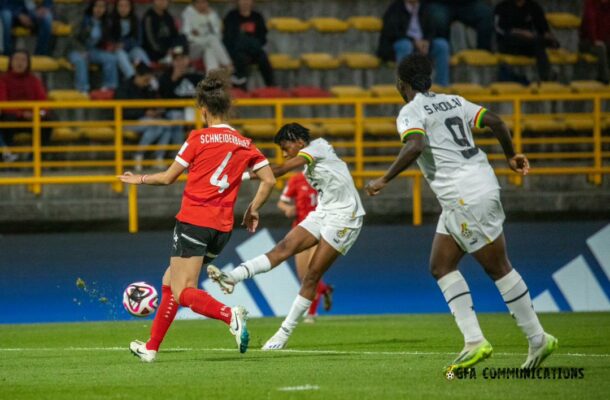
207;265;236;294
129;340;156;363
229;306;250;354
262;327;291;351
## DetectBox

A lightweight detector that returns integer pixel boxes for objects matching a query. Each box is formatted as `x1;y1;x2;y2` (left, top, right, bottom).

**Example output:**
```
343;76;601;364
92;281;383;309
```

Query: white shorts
436;190;505;253
299;210;363;255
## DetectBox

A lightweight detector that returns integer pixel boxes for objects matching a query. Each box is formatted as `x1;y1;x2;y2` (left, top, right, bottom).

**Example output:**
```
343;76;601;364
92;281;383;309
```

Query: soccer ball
123;282;158;317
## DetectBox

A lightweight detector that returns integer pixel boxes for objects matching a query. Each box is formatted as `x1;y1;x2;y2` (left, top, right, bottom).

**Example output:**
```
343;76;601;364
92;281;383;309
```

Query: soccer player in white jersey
366;54;557;372
208;122;365;350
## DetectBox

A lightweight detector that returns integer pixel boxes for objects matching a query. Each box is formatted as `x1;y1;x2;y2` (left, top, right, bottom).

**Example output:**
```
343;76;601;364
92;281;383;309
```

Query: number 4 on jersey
211;152;232;193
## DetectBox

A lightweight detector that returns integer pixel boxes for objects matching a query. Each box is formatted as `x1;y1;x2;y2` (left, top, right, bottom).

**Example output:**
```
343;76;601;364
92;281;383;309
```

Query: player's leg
431;232;492;371
295;246;317;322
263;239;340;350
473;233;557;368
208;225;318;293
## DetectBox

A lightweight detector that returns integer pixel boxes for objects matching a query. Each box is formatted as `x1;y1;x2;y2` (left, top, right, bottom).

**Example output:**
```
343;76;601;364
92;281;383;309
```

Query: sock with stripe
495;269;544;347
438;271;485;344
178;287;232;325
281;295;312;334
146;285;179;352
227;255;272;283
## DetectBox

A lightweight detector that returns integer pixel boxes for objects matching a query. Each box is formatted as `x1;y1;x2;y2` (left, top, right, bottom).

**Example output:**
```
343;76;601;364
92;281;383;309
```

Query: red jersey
175;124;269;232
280;172;318;227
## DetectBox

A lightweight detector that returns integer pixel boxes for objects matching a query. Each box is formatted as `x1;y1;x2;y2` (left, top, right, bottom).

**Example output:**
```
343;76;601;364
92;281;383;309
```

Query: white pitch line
277;385;320;392
0;347;608;358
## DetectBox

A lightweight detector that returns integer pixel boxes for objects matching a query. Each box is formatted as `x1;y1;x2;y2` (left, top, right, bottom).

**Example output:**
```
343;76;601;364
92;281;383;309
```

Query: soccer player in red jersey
118;70;276;362
278;173;334;322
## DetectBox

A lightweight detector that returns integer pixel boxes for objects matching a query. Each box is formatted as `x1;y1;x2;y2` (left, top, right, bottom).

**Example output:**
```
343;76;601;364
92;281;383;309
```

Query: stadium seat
267;17;310;32
579;53;598;64
547;49;578;65
230;88;251;99
364;121;396;136
12;21;72;36
50;128;81;143
89;89;115;100
370;84;400;98
268;53;301;70
339;53;380;69
12;132;31;145
564;113;595;131
545;13;581;29
529;82;571;95
31;56;59;72
489;82;529;95
448;83;492;96
346;16;382;32
308;17;349;33
454;49;498;66
0;56;7;71
123;130;139;141
523;115;566;132
569;80;608;93
319;121;355;136
498;54;536;66
249;86;291;98
301;53;341;69
290;86;332;98
330;85;370;98
241;123;277;138
48;90;90;101
80;127;115;141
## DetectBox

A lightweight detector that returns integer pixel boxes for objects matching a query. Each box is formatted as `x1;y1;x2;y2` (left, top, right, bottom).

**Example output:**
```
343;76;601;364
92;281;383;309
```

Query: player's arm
482;111;530;176
117;162;186;186
243;156;307;180
366;134;425;196
242;165;276;233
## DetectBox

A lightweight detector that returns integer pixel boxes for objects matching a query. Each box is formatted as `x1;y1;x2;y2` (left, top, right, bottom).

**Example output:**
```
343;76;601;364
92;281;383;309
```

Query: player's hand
117;171;142;184
365;178;387;196
284;205;296;218
508;154;530;176
242;204;259;233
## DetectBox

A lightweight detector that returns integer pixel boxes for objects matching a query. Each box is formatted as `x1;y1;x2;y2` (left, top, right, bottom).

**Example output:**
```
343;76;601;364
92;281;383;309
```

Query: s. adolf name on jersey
423;97;463;115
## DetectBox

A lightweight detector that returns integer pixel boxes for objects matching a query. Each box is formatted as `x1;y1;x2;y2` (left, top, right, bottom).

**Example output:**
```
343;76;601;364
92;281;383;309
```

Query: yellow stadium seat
448;83;492;96
31;56;59;72
81;127;116;142
48;90;90;101
603;117;610;130
0;56;8;71
579;53;598;63
454;49;498;66
347;16;382;32
547;48;578;64
498;54;535;66
564;114;595;131
13;132;32;145
450;54;460;67
570;80;606;93
364;121;396;135
52;21;72;36
301;53;341;69
309;17;349;33
51;128;81;143
489;82;529;95
57;57;74;70
267;18;310;33
241;124;277;138
269;53;301;70
529;82;571;95
320;121;355;136
339;53;380;69
123;130;139;141
523;116;566;132
546;13;581;29
370;84;400;98
330;85;370;98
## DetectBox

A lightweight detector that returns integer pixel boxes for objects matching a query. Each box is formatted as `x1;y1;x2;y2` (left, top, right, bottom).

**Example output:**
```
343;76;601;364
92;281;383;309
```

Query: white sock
227;255;271;283
438;271;485;344
495;269;544;347
280;295;312;334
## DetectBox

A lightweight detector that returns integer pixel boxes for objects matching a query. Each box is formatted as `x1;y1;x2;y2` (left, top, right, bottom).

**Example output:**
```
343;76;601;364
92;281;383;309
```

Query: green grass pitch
1;313;609;399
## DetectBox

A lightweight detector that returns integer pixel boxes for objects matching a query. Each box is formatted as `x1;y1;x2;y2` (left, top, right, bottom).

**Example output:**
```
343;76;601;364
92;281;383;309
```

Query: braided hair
397;54;432;92
274;123;310;145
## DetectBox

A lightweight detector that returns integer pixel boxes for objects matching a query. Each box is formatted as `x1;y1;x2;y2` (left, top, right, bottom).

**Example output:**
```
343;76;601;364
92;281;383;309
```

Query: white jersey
298;138;366;218
396;92;500;207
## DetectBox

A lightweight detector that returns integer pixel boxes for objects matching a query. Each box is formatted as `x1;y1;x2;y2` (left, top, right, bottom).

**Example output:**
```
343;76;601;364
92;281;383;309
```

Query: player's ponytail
196;69;232;118
397;54;433;93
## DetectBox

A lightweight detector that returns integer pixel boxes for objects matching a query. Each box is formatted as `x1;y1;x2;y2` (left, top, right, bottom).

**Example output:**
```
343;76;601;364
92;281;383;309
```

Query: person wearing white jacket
181;0;233;73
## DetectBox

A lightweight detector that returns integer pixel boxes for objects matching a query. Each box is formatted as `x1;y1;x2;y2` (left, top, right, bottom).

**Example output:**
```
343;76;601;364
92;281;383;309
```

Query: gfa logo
176;229;301;320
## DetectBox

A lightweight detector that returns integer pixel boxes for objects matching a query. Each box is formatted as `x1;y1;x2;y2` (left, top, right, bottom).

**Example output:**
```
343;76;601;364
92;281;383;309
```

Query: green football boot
445;339;493;373
521;333;558;369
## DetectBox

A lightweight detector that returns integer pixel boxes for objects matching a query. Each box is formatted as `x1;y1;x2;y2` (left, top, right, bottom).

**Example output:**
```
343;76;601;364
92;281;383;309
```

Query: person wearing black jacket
116;63;171;168
111;0;151;77
142;0;179;62
426;0;493;51
495;0;559;82
223;0;274;88
378;0;450;86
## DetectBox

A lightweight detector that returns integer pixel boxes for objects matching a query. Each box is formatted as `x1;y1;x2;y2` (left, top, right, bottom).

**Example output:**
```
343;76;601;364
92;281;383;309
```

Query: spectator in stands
0;50;52;154
68;0;119;93
116;63;170;170
495;0;559;83
142;0;179;63
223;0;274;89
159;44;204;146
378;0;450;86
111;0;152;74
425;0;493;51
580;0;610;84
182;0;233;74
0;0;53;55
